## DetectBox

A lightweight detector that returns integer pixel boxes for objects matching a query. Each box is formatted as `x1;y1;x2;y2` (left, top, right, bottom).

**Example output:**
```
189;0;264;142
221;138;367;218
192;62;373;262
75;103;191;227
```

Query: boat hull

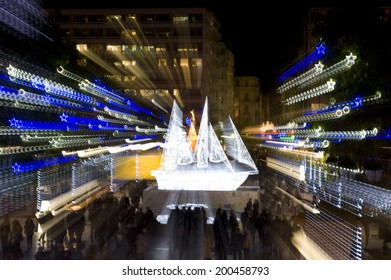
151;169;250;191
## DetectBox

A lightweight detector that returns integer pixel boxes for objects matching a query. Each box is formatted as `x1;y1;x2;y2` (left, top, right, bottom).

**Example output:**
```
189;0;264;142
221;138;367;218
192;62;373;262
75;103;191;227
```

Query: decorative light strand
284;79;336;105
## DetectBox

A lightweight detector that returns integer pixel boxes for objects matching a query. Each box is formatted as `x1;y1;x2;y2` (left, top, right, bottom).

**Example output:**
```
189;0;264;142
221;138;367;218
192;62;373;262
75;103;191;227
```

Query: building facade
233;76;262;131
46;7;234;124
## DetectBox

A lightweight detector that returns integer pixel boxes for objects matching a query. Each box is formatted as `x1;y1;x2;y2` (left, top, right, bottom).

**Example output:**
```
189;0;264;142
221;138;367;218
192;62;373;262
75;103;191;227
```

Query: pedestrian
242;228;253;260
24;216;36;249
0;214;11;258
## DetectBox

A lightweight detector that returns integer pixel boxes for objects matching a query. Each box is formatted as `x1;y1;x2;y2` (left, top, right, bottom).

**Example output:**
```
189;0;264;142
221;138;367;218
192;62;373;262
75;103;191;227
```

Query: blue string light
278;42;327;82
12;155;78;173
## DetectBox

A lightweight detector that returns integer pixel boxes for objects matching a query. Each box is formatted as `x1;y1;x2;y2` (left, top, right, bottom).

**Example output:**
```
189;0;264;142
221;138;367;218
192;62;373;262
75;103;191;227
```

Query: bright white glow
48;180;98;214
152;168;250;191
291;226;331;260
224;117;259;174
77;146;109;157
152;98;257;191
166;203;208;210
266;157;306;182
39;200;50;212
275;186;320;214
108;142;165;153
151;98;168;113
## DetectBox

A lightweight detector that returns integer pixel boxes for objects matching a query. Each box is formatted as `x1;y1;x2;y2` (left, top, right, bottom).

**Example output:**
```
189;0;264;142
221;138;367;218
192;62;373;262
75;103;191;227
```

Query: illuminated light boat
151;97;258;191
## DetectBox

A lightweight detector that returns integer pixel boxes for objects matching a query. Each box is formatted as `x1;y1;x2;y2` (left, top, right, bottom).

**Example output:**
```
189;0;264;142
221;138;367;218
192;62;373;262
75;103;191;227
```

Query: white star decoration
345;53;357;67
60;113;68;122
314;61;324;72
326;79;336;90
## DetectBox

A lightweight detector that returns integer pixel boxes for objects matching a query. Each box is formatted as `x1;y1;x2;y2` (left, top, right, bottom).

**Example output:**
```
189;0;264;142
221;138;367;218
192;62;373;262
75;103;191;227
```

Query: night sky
41;0;390;93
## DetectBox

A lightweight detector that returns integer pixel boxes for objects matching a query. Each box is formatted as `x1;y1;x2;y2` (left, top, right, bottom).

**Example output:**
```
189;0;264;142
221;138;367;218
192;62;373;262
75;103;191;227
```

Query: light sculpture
152;98;258;191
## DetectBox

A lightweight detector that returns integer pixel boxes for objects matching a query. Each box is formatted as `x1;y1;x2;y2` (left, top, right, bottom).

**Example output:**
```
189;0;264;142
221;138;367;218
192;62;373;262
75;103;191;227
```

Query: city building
233;76;262;130
45;7;234;124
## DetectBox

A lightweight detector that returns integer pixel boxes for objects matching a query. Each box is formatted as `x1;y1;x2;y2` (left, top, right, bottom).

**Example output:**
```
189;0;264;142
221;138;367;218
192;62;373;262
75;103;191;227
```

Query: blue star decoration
316;43;326;55
60;113;68;122
12;162;21;173
9;117;22;128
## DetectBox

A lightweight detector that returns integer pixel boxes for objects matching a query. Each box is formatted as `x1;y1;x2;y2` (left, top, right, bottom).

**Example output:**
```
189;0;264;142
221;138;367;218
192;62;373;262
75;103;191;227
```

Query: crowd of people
0;214;36;260
0;179;301;260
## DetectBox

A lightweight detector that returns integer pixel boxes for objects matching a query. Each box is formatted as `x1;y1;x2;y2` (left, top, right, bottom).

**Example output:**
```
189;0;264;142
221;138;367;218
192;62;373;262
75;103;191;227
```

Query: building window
122;60;136;67
76;44;88;52
107;15;122;22
107;45;121;52
180;58;189;67
244;80;248;86
156;46;167;52
173;16;188;22
122;45;138;52
159;59;167;66
140;14;154;21
105;75;122;81
141;46;155;52
89;44;104;53
122;29;137;38
125;15;136;22
191;58;202;67
124;75;136;81
77;58;87;67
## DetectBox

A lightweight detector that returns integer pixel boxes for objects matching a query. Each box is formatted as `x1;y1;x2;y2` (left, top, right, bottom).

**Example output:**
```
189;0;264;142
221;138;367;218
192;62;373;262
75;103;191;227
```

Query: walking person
0;214;11;258
242;228;253;260
24;216;36;250
230;227;243;260
8;220;24;259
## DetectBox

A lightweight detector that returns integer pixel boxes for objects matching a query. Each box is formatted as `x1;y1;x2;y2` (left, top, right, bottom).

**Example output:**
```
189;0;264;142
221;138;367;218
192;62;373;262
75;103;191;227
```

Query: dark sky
40;0;359;92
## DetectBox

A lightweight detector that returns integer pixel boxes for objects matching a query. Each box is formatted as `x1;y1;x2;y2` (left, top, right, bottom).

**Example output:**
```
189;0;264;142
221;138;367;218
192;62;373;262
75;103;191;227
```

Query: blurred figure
8;220;24;259
135;231;147;259
242;228;253;260
24;216;36;250
0;214;11;258
230;227;243;260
